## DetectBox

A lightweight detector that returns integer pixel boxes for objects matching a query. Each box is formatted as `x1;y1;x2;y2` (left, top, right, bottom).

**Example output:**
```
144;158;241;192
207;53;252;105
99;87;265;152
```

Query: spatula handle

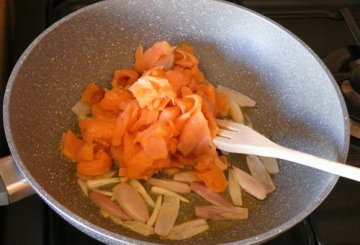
267;146;360;182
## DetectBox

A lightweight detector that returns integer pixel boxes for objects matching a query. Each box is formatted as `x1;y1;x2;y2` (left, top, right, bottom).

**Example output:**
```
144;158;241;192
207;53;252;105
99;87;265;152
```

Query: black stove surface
1;1;360;245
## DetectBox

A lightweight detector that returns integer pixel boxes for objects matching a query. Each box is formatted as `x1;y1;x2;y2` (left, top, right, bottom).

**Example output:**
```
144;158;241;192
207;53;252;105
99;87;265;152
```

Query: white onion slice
173;171;201;183
228;169;242;206
90;191;131;221
259;156;280;174
77;178;88;196
229;100;244;124
232;166;267;200
130;179;155;207
94;170;117;179
78;170;117;181
195;205;248;220
244;113;253;128
148;178;191;193
191;182;233;208
100;209;110;218
155;195;180;236
216;85;256;107
151;186;189;203
246;155;275;194
114;183;149;223
86;178;121;189
166;219;209;240
124;221;155;236
146;195;163;227
109;214;125;226
71;101;91;120
92;189;113;197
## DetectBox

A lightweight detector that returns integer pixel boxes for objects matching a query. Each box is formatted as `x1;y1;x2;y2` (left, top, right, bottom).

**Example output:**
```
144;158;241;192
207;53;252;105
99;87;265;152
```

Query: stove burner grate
324;8;360;141
324;46;360;140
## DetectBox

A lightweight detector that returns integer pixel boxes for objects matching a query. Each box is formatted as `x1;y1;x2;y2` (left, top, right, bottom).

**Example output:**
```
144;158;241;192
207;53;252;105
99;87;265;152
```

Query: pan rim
3;0;350;244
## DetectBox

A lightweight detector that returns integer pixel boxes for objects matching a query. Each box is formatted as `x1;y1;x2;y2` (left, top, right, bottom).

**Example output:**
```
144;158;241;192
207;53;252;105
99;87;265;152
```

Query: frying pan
1;0;349;244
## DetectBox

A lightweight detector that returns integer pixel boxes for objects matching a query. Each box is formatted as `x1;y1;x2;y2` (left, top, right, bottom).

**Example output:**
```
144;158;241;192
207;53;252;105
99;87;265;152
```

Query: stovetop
1;1;360;245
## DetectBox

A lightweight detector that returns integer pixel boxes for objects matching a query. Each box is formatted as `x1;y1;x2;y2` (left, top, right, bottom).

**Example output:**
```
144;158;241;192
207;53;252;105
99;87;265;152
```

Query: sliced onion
216;85;256;107
148;177;191;193
195;205;248;220
151;186;189;203
246;155;276;194
109;214;125;226
173;171;201;183
154;195;180;236
229;100;244;124
146;195;163;227
71;101;91;120
120;177;129;183
228;169;242;206
77;178;88;196
89;191;131;221
244;113;253;128
166;219;209;240
77;173;91;181
92;189;113;197
94;170;117;179
114;183;149;223
99;209;110;218
191;182;233;208
232;166;267;200
124;221;155;236
86;177;121;189
130;179;155;207
259;156;280;174
78;170;117;181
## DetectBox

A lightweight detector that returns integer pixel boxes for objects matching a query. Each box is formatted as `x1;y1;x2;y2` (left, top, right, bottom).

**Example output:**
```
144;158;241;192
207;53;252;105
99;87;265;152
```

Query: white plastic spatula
214;119;360;182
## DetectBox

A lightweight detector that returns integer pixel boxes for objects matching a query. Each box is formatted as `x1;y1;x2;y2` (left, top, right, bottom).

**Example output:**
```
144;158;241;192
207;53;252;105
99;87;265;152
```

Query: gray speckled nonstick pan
2;0;349;244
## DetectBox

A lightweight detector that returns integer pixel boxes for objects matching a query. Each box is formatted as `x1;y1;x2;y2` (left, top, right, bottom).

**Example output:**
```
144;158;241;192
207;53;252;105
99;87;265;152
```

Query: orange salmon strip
62;41;230;192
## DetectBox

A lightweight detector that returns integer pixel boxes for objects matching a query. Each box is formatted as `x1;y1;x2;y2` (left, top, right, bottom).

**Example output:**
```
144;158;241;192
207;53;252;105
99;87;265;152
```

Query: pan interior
4;0;348;244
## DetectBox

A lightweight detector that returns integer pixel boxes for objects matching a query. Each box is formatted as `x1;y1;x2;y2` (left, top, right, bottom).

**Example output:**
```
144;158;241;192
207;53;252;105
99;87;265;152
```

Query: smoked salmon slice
62;41;230;192
60;41;277;241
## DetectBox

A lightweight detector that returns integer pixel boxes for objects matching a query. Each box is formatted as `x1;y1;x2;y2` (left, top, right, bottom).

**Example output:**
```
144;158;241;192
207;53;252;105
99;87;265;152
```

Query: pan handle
0;155;34;205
